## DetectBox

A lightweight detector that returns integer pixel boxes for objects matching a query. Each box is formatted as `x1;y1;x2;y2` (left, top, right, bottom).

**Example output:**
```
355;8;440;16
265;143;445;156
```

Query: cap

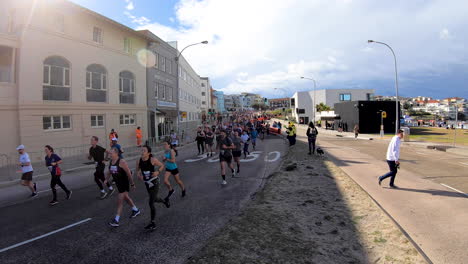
16;145;25;150
111;137;118;141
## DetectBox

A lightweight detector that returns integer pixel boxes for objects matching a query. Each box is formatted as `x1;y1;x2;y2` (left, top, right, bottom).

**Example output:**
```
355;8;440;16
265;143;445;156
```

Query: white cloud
134;0;468;97
126;2;134;10
124;11;150;26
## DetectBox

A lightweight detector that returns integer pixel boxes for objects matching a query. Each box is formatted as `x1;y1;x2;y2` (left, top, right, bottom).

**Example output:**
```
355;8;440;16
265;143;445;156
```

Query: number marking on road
240;151;262;163
265;151;281;162
184;155;208;163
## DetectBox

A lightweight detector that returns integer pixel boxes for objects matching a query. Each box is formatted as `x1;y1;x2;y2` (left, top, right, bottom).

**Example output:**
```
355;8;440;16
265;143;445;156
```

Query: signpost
380;111;386;138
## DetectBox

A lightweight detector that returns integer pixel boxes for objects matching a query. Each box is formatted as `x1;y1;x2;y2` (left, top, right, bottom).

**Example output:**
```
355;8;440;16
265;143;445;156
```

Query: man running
109;129;118;147
111;138;124;158
162;141;186;201
136;145;170;230
44;145;72;206
219;130;235;185
240;130;250;158
17;145;37;197
195;127;206;155
205;127;215;157
88;136;114;199
105;147;140;227
231;131;242;174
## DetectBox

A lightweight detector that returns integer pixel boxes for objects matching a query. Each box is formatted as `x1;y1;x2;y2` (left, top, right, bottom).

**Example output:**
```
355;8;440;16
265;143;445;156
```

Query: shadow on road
384;187;468;199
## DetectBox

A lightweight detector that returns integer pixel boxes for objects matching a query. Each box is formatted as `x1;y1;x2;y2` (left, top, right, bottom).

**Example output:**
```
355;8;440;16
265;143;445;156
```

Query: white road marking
415;152;428;155
440;184;468;197
37;189;51;194
184;155;208;163
0;218;92;253
265;151;281;163
207;156;220;163
240;151;262;163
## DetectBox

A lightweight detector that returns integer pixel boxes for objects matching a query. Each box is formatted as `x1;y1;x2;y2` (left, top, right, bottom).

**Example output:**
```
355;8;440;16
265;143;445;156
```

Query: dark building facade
334;101;401;134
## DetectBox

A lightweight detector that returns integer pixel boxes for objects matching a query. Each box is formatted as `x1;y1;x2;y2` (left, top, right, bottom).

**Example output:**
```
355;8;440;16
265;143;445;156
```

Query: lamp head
201;41;208;44
300;76;305;79
368;40;374;43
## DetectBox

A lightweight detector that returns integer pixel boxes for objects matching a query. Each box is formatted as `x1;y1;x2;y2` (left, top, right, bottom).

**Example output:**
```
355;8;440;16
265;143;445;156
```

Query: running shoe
49;200;59;206
66;190;72;200
182;189;186;197
107;188;115;197
164;200;171;208
168;189;175;197
33;182;37;192
144;222;156;230
130;209;141;218
222;180;227;185
31;192;38;198
232;169;236;178
109;219;119;227
100;192;108;199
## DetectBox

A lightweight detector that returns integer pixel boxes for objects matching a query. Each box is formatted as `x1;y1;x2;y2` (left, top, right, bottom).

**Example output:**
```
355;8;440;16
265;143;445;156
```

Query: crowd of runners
15;112;275;230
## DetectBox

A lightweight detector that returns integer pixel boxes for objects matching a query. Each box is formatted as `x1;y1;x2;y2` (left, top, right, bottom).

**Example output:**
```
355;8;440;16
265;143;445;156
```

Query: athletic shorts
112;175;130;193
232;150;242;158
21;171;33;181
166;168;179;175
219;153;232;163
205;141;214;146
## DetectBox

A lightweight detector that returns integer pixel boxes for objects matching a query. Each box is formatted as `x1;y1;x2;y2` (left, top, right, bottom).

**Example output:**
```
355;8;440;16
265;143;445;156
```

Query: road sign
181;112;187;118
382;111;387;118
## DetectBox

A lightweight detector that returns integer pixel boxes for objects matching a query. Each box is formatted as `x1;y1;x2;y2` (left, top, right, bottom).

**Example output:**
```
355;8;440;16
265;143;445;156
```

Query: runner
162;141;186;201
136;145;170;230
215;128;222;152
44;145;71;206
205;127;215;157
109;129;118;147
250;128;258;151
195;127;206;155
241;130;251;158
111;137;124;158
169;130;179;157
88;136;114;199
219;130;236;185
17;145;37;197
231;131;242;174
105;147;140;227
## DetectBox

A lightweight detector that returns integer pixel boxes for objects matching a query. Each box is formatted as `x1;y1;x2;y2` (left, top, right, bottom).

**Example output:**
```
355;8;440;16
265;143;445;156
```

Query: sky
69;0;468;99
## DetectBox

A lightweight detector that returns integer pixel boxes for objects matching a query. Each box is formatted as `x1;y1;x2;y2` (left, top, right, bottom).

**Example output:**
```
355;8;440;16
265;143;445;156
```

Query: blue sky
69;0;468;100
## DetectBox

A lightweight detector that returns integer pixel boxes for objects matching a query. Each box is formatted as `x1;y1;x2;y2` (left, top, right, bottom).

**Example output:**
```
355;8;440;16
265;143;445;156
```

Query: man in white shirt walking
379;129;404;188
17;145;38;197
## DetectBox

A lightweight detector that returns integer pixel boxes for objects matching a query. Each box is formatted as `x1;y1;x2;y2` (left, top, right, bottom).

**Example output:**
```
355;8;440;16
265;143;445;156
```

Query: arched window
43;56;70;101
119;71;135;104
86;64;107;102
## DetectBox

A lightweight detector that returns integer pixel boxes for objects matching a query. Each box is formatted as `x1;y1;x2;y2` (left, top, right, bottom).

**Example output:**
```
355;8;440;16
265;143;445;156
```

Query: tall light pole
274;88;289;119
175;41;208;139
300;76;317;125
368;40;400;134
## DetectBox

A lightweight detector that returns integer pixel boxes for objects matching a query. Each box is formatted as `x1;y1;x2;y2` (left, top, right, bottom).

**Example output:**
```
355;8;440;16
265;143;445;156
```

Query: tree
316;103;332;112
458;112;466;121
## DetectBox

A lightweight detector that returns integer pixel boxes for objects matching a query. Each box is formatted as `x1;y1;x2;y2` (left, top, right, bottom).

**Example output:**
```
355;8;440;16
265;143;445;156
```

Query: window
43;56;70;101
339;93;352;101
119;114;136;125
43;115;71;130
119;71;135;104
179;66;182;78
153;52;159;68
202;92;206;96
202;101;206;105
124;37;132;53
166;60;172;74
90;115;104;128
8;9;16;33
93;27;103;44
0;45;14;83
201;83;205;87
155;83;159;98
159;56;165;72
183;70;187;81
167;86;172;101
86;64;107;102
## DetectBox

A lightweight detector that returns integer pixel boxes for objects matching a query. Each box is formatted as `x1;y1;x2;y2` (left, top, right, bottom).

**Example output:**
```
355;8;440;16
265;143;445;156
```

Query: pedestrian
136;145;170;230
170;130;179;157
378;129;404;188
17;145;37;197
266;123;270;135
88;136;114;199
354;124;359;139
219;130;236;185
231;131;242;174
109;129;118;147
286;122;297;146
195;127;206;155
44;145;72;206
106;147;140;227
250;128;258;151
278;122;282;134
205;127;215;157
111;137;124;158
306;122;318;155
162;141;186;201
136;126;143;147
241;130;250;158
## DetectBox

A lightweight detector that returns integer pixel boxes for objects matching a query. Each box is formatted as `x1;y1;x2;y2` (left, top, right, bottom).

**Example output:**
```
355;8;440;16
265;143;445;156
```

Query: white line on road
415;152;428;155
0;218;92;253
37;189;51;194
440;184;468;197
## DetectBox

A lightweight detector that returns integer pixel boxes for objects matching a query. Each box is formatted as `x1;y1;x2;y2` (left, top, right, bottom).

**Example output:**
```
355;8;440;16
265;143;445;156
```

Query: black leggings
197;140;205;153
146;180;165;221
308;137;316;154
94;164;111;190
50;173;70;200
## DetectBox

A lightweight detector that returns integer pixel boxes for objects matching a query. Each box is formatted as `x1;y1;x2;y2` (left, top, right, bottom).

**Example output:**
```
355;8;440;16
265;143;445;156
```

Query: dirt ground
186;140;426;264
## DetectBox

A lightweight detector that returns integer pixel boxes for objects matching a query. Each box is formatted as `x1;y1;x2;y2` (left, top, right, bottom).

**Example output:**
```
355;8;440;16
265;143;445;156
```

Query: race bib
47;166;53;172
143;171;151;180
110;165;118;174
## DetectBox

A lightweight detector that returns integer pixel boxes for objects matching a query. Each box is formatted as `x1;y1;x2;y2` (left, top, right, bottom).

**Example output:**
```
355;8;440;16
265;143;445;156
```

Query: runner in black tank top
105;147;140;227
136;146;170;230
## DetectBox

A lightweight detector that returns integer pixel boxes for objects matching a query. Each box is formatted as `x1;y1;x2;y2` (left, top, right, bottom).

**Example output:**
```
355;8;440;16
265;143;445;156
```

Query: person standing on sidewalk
17;145;37;197
88;136;114;199
106;147;140;227
286;122;297;146
379;129;404;188
44;145;71;206
136;127;143;147
306;122;318;155
353;124;359;139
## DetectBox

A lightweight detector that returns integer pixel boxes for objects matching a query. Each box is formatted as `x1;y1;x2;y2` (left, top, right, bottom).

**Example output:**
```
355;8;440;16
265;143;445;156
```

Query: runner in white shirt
17;145;37;197
378;129;404;188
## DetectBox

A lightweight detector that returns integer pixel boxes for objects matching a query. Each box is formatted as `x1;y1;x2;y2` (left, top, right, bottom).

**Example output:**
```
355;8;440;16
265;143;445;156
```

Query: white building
291;89;375;123
200;77;212;116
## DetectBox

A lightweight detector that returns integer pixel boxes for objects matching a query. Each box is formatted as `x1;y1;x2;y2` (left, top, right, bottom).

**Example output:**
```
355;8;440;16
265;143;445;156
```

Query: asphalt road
0;135;287;264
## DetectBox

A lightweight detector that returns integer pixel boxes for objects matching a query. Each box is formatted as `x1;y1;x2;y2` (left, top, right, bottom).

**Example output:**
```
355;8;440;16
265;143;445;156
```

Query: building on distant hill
269;98;290;109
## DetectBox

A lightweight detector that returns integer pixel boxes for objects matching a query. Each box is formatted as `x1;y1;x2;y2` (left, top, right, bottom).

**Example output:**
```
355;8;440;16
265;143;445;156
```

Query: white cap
16;144;25;150
111;137;118;141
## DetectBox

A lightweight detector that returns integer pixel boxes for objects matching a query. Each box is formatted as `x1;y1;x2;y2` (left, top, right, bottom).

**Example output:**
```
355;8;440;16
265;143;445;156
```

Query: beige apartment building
0;0;149;156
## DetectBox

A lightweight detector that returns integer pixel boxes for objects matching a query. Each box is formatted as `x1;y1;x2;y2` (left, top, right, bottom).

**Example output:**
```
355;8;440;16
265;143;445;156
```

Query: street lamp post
368;40;400;134
174;41;208;140
300;76;317;125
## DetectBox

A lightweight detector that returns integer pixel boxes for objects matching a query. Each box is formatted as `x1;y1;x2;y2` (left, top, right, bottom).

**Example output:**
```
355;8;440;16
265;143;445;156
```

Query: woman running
205;127;215;157
162;141;186;201
136;145;170;230
219;130;235;185
231;131;242;174
240;130;250;158
105;147;140;227
45;145;71;206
